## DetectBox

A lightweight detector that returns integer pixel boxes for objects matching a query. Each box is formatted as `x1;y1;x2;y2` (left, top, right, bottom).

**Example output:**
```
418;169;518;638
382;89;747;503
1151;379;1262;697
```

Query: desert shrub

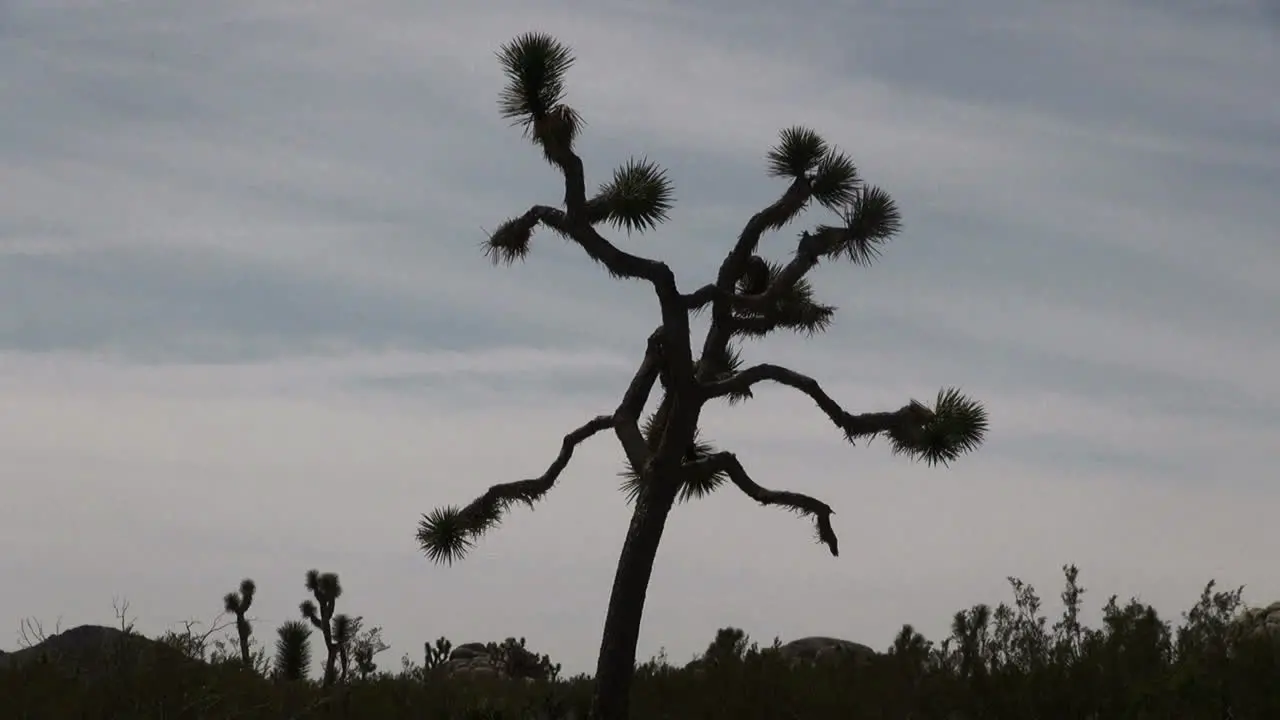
6;565;1279;719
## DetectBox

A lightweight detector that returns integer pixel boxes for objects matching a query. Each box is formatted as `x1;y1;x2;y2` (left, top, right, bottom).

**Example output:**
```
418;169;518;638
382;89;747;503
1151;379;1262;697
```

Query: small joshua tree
298;569;349;687
416;32;990;720
222;577;256;669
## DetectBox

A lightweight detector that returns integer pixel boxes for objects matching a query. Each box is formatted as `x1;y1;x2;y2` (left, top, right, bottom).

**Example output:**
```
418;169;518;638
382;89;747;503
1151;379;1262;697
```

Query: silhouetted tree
298;569;349;687
415;31;990;720
222;578;256;670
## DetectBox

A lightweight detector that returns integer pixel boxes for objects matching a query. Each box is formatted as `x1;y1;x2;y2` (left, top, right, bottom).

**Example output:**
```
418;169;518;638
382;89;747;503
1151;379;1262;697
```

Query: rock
1232;601;1280;643
449;642;490;660
776;636;878;667
441;642;508;679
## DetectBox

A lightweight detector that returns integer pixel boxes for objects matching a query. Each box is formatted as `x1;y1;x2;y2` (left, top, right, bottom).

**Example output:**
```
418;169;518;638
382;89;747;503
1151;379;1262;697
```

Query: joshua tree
298;569;351;687
222;577;256;669
273;620;313;682
416;32;990;720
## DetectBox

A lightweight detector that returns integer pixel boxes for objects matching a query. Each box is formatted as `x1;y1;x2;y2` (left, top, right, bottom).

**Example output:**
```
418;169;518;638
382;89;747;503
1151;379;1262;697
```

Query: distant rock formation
776;636;879;667
0;624;194;682
1232;601;1280;643
443;642;507;678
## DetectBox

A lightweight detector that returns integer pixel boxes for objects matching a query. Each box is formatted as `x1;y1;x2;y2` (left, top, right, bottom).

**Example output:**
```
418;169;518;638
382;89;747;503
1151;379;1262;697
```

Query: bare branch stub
687;451;839;556
698;363;935;442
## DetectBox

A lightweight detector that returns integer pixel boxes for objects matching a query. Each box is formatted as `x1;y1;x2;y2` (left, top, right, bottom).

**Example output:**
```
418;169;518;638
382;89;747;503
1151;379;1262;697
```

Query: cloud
2;0;1278;676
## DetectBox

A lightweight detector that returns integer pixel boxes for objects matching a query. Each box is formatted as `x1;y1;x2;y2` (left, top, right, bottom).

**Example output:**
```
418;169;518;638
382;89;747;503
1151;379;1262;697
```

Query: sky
2;0;1278;675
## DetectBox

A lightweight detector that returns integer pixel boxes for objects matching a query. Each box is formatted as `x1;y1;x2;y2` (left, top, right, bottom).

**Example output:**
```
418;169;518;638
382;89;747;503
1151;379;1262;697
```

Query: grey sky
2;0;1277;674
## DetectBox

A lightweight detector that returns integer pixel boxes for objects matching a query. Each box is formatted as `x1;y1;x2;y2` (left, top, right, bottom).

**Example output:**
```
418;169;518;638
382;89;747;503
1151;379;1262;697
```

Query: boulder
441;642;509;679
776;636;878;667
1232;601;1280;643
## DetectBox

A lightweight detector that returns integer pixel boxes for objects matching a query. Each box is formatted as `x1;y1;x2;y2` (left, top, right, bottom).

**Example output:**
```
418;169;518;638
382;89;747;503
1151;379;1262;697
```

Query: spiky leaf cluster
587;157;674;234
732;259;836;337
301;570;342;630
333;614;358;648
223;578;255;616
273;620;313;681
619;411;728;503
483;213;538;266
223;577;256;639
695;342;751;404
417;497;511;566
811;185;903;266
497;32;583;163
765;126;860;211
766;126;830;179
887;387;989;466
810;150;860;210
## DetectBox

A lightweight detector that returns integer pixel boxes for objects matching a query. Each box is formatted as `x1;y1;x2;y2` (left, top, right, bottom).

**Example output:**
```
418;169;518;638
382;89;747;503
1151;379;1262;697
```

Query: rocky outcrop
442;642;507;678
1232;601;1280;643
776;636;878;667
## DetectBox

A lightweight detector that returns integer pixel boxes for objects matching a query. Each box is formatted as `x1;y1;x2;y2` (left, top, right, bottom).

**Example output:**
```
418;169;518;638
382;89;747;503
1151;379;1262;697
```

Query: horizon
2;0;1278;676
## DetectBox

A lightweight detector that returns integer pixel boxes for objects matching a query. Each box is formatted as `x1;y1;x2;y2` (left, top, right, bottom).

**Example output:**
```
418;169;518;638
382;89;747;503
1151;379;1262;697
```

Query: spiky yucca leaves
885;388;989;466
619;411;728;503
810;150;860;210
732;259;836;338
694;343;752;404
222;577;256;669
417;490;523;566
810;185;904;266
587;157;675;234
483;213;539;266
497;32;583;165
333;613;359;682
273;620;312;681
761;127;861;231
766;126;830;179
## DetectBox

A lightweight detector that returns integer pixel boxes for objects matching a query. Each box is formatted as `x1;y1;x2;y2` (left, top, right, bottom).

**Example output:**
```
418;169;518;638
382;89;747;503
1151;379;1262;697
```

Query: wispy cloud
2;0;1277;673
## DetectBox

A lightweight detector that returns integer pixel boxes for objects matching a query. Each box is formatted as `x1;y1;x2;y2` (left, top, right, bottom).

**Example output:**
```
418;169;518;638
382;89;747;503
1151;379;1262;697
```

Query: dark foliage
6;566;1279;719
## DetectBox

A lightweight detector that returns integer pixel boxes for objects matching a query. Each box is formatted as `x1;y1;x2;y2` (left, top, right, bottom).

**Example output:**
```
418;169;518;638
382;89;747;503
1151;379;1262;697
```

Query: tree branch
613;328;665;472
418;415;617;565
687;451;838;556
469;415;615;515
496;204;694;385
694;178;812;381
684;228;858;321
699;363;935;442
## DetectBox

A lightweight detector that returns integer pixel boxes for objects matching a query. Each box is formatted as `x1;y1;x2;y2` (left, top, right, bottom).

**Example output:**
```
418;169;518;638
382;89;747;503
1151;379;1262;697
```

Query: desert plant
273;620;313;682
350;622;392;680
424;636;453;671
299;569;347;687
484;636;562;682
156;615;236;663
415;31;990;720
223;578;257;669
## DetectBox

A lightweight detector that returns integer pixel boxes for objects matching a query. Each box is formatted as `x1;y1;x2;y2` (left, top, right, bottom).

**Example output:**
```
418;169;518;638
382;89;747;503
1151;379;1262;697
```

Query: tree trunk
323;644;337;687
237;619;251;669
588;482;679;720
